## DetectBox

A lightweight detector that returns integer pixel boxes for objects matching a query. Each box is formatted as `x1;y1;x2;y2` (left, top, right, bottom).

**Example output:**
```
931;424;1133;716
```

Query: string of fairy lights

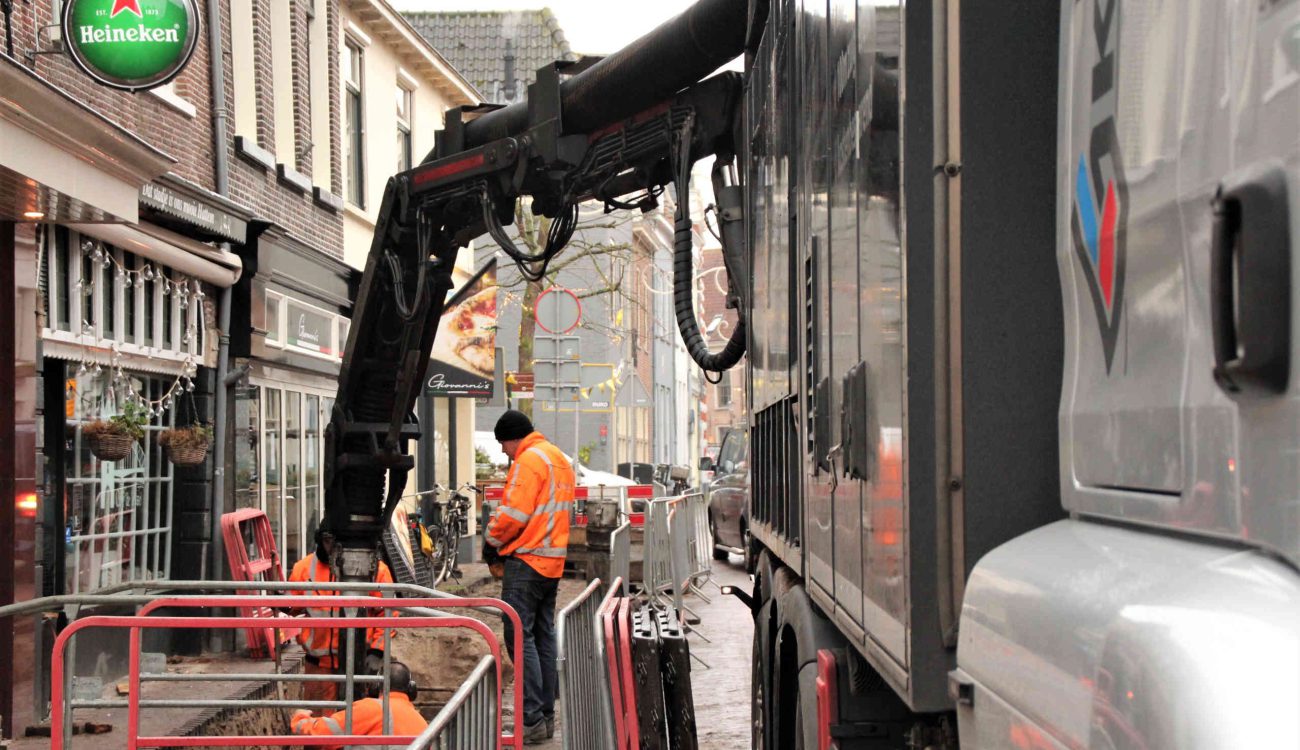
72;236;206;419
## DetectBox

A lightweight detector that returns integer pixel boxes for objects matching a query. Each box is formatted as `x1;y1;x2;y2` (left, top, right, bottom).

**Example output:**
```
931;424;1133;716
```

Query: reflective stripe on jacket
288;553;394;665
291;693;427;738
485;432;575;577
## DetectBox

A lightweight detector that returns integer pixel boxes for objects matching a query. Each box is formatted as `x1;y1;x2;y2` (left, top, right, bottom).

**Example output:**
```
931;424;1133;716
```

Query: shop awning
0;54;173;223
68;221;243;287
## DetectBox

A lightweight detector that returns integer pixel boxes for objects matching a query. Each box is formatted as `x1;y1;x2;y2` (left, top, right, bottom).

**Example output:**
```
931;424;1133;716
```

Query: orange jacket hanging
291;692;428;737
288;553;394;667
485;431;576;577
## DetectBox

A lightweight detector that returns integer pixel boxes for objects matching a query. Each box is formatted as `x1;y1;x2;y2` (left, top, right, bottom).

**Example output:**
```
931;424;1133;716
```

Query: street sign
535;286;582;334
63;0;201;92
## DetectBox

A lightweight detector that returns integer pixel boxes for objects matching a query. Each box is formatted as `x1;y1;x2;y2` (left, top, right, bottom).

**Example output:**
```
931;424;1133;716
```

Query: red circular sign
534;286;582;334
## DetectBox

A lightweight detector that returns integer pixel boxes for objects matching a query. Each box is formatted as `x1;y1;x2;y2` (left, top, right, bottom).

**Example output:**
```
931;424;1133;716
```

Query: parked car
700;425;750;569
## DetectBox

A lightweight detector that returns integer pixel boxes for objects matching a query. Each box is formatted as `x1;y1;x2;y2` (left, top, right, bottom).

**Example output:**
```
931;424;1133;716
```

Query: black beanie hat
495;409;534;442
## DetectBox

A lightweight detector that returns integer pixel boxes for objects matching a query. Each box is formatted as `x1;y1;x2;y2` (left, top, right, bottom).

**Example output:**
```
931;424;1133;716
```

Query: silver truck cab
956;2;1300;746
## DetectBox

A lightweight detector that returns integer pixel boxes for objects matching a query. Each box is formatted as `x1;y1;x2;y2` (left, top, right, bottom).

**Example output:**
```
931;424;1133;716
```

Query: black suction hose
452;0;748;153
672;118;746;373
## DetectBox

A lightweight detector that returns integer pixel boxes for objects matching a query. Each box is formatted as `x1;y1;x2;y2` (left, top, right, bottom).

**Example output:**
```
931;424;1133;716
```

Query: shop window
284;392;302;565
266;292;283;344
234;385;261;510
267;293;345;361
123;251;137;341
64;373;176;594
243;384;330;575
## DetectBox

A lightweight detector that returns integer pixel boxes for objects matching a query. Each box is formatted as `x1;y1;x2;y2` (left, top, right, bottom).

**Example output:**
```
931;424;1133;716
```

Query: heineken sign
63;0;200;92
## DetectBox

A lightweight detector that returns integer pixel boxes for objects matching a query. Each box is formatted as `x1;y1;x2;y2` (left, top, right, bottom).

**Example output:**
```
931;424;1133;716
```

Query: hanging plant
82;401;148;462
158;421;213;467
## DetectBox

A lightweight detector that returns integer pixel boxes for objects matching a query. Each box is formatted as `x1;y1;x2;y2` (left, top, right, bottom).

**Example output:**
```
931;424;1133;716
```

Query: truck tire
752;597;774;749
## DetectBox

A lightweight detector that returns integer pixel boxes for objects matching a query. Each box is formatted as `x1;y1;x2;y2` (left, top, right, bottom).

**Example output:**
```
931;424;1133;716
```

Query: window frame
343;35;367;208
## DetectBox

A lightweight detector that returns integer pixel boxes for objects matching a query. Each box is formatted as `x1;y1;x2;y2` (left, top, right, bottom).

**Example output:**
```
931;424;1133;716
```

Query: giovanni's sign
63;0;200;92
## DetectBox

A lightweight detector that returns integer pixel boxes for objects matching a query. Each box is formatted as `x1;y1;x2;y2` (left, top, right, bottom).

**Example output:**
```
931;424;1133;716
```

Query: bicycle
423;482;480;586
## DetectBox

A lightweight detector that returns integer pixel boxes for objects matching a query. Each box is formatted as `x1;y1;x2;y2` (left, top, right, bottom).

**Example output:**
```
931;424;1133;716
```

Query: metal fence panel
557;578;615;750
610;522;631;597
408;654;498;750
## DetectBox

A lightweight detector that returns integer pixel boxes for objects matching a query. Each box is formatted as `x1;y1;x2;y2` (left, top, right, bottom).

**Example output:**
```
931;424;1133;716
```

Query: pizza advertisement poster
425;259;498;398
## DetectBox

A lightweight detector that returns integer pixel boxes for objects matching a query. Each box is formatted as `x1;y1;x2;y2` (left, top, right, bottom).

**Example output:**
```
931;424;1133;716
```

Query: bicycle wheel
428;526;453;586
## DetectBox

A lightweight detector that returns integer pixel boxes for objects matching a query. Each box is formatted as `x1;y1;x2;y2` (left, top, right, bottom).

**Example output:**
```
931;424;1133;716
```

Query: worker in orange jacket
289;528;395;704
291;661;427;739
485;410;575;744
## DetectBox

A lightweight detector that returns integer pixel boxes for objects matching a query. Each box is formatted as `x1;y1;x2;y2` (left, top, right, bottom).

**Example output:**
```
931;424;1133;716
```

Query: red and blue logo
1071;0;1127;373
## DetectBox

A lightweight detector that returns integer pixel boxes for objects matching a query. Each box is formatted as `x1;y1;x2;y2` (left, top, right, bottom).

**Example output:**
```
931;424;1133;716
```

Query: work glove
482;536;505;579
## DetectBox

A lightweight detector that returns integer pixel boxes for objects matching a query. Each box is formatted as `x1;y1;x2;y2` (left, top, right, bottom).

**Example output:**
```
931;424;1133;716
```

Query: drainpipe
207;0;233;652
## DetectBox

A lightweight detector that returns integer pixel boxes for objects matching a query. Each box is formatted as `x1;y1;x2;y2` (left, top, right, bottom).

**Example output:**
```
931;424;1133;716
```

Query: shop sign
63;0;200;92
286;301;333;354
425;260;498;398
140;182;247;242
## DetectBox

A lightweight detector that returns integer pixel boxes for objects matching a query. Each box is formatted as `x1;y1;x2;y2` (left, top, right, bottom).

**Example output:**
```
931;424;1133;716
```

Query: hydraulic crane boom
320;0;757;631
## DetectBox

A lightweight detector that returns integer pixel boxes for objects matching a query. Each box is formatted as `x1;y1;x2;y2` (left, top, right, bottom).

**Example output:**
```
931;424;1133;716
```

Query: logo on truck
1071;0;1129;373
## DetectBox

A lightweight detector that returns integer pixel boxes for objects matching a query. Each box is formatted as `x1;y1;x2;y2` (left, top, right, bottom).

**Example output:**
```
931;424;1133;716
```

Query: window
42;231;204;360
237;383;331;576
231;0;257;139
397;85;413;173
308;0;331;186
343;38;366;207
265;292;283;344
717;369;732;407
271;0;296;164
264;291;347;361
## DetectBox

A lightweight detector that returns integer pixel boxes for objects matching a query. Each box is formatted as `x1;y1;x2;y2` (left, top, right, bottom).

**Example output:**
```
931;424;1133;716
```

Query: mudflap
655;608;699;750
630;605;667;749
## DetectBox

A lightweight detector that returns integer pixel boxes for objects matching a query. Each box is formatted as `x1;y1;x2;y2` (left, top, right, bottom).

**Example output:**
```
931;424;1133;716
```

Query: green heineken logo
63;0;199;92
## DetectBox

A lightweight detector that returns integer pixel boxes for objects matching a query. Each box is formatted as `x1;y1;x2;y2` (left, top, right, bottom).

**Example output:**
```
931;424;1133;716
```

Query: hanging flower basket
84;427;137;461
158;423;213;467
82;403;148;462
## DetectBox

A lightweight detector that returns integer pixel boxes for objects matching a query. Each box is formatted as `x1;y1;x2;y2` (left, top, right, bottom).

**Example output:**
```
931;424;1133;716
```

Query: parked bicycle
426;482;478;585
382;482;482;589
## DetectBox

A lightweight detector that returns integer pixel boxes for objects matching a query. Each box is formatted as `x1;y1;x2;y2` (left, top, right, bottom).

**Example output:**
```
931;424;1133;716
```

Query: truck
327;0;1300;747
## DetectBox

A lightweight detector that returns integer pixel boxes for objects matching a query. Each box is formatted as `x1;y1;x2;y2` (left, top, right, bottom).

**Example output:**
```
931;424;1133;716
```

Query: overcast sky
390;0;707;56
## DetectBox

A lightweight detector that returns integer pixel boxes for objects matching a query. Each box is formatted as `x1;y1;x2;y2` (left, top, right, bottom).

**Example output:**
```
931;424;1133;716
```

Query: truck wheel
752;596;774;750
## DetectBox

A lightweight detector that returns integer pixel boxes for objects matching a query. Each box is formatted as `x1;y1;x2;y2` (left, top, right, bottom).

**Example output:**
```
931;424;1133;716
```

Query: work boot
523;718;548;745
546;714;556;738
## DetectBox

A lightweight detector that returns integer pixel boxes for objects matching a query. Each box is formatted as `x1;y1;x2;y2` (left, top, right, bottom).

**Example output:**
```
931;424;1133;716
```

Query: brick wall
8;0;345;257
224;0;344;255
8;1;218;191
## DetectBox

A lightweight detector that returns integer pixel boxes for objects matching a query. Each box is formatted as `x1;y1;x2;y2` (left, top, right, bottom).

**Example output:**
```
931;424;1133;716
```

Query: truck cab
955;2;1300;747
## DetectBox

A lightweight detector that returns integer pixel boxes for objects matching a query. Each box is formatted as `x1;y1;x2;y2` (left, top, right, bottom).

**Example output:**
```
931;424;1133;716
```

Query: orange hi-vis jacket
288;553;394;667
292;692;428;737
486;432;576;577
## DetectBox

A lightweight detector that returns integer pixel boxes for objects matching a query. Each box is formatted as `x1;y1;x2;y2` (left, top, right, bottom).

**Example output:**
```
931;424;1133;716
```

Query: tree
494;200;650;420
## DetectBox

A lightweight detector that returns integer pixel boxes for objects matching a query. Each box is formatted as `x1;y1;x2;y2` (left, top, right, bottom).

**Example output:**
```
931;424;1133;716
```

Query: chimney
503;39;517;102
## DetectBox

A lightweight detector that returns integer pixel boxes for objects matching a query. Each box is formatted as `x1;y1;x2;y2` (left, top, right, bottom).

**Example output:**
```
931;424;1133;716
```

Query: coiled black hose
672;116;746;373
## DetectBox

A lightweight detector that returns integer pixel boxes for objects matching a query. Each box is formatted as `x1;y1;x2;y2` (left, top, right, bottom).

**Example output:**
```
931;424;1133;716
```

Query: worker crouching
291;660;427;741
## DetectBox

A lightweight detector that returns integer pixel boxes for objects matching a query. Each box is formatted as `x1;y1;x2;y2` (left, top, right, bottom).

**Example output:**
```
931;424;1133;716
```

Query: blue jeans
500;557;559;727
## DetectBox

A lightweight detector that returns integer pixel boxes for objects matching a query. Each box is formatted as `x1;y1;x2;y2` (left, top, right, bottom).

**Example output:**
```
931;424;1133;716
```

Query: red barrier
52;600;525;750
600;595;630;749
220;508;294;656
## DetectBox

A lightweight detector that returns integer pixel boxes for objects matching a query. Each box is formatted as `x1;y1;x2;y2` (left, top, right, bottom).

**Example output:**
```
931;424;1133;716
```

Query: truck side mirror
699;456;714;471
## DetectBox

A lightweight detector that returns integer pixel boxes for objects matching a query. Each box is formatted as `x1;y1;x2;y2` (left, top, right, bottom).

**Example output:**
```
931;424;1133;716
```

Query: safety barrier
556;577;615;750
610;522;631;597
33;586;525;750
644;498;674;609
220;508;292;657
408;654;499;749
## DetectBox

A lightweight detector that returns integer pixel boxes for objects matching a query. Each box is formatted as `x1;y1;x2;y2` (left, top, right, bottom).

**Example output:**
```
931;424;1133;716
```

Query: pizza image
428;260;498;392
448;287;496;377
